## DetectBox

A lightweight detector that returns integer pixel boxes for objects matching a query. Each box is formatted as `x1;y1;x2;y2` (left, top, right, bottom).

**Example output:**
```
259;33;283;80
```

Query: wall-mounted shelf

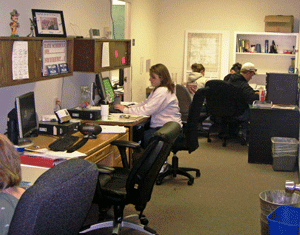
233;32;298;77
73;38;131;73
0;37;74;87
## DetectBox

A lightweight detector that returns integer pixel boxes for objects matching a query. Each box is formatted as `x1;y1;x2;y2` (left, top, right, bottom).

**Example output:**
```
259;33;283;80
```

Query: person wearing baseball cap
226;62;259;140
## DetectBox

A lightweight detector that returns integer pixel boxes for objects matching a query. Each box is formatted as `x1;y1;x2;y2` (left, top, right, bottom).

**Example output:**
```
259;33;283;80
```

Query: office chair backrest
8;159;99;235
126;121;181;210
205;80;246;117
175;84;192;122
184;87;206;153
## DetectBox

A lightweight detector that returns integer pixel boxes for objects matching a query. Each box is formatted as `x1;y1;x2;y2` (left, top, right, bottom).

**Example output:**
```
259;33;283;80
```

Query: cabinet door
0;38;74;87
73;39;131;73
0;40;42;87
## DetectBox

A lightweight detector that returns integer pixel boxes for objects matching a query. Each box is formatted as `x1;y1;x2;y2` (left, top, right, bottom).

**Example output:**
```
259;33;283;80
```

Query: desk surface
21;129;129;185
28;130;128;157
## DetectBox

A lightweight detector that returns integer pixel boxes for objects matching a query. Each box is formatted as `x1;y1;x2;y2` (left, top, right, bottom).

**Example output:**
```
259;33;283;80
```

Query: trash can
267;205;300;234
259;190;300;235
271;137;298;171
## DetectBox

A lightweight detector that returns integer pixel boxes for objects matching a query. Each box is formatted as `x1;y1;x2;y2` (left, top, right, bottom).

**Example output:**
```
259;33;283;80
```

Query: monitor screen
16;92;38;139
94;73;117;105
266;73;299;106
102;77;116;103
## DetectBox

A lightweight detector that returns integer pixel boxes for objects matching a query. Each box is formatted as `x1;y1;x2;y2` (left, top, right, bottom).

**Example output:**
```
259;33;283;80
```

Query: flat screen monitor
94;73;117;105
16;92;38;139
95;73;106;104
266;73;299;106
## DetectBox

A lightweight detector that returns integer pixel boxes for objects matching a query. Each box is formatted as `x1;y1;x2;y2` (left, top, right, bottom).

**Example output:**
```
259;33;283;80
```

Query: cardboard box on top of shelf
265;15;294;33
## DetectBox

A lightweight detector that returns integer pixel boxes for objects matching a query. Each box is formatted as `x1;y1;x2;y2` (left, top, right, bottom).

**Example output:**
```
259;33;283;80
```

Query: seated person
226;62;259;137
186;63;208;97
114;63;182;147
224;62;242;82
0;134;25;235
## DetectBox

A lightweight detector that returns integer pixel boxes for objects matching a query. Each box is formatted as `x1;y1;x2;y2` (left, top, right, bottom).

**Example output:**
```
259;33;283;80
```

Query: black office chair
156;88;205;186
175;84;209;136
205;80;248;147
80;121;181;235
8;158;99;235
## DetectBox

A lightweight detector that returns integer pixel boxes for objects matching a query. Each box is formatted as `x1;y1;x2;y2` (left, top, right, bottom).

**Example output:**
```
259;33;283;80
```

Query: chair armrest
111;140;141;149
111;140;141;168
97;165;115;174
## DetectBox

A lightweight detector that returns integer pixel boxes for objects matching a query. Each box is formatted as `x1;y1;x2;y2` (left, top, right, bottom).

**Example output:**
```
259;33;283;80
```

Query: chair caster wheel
188;179;194;185
140;217;149;225
156;179;162;185
207;138;211;143
196;171;200;177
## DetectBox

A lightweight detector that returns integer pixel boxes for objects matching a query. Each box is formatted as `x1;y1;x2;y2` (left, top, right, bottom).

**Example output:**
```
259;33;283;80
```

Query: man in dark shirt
227;62;259;138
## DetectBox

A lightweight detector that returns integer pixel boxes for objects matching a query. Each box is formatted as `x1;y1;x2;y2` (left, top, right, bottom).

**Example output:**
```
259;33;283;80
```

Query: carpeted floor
84;134;299;235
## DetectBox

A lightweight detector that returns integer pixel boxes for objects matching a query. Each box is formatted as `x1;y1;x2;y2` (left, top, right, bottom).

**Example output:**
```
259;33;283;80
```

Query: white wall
155;0;300;83
129;0;159;102
0;0;111;134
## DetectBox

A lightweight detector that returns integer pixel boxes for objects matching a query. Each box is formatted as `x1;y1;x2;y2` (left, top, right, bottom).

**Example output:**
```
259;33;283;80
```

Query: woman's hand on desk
114;104;125;112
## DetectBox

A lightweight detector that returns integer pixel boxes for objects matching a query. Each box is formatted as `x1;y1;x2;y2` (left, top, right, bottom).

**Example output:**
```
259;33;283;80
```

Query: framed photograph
31;9;66;37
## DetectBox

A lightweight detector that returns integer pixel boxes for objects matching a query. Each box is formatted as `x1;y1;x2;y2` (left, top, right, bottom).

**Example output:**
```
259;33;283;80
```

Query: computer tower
266;73;299;106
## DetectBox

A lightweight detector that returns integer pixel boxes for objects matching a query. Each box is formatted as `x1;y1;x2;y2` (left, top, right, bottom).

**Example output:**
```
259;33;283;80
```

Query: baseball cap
241;62;257;74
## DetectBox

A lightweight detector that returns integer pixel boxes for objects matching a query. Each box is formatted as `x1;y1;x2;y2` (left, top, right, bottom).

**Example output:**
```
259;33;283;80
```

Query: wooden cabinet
233;32;298;84
73;38;131;73
0;37;74;87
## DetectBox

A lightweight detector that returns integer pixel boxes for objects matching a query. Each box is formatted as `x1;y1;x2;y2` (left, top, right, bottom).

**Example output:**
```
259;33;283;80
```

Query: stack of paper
100;125;126;133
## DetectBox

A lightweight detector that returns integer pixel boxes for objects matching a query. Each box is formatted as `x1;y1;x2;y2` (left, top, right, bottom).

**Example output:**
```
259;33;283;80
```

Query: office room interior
0;0;300;134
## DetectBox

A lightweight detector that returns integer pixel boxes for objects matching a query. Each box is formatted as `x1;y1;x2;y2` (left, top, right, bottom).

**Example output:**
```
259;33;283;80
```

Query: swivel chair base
80;214;157;235
156;155;201;185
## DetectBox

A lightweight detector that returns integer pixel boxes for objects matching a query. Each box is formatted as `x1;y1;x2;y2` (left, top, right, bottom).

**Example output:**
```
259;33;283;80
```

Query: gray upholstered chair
8;158;99;235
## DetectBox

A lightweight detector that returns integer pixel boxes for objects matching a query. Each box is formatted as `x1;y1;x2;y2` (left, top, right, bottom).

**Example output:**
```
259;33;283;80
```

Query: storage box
265;15;294;33
267;205;300;234
271;137;298;171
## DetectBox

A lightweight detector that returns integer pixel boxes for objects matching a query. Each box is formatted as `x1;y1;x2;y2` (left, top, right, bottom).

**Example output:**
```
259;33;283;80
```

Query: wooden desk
248;107;299;164
83;116;150;144
28;129;129;167
21;130;129;186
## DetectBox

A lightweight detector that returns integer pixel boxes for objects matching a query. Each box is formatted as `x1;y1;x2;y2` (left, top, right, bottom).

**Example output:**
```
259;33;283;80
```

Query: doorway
111;0;131;101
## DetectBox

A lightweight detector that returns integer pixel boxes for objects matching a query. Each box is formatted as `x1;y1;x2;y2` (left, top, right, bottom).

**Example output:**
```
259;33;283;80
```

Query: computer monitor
95;73;106;104
16;91;38;139
94;73;117;105
266;73;299;106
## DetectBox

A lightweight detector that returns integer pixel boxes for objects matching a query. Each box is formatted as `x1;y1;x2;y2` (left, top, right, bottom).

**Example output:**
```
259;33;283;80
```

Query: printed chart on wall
183;30;230;82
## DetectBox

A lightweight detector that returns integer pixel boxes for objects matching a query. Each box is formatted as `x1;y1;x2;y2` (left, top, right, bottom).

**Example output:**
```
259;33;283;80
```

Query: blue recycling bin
267;205;300;234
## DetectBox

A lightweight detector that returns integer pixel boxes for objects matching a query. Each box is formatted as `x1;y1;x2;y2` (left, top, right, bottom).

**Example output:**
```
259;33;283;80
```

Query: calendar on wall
183;30;230;82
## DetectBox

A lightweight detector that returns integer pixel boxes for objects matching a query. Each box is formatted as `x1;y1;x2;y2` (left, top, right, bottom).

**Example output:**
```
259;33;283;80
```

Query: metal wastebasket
259;190;300;235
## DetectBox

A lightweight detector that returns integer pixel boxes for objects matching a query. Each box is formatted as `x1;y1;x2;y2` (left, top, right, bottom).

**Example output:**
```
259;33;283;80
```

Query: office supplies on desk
48;135;79;151
20;154;65;167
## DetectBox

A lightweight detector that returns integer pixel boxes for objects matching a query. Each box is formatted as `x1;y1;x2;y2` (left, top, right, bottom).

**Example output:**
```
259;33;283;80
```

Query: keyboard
48;135;79;151
109;105;122;113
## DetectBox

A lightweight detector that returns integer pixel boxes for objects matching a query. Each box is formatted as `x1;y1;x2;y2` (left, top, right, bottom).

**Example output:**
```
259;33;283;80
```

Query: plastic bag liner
259;190;300;235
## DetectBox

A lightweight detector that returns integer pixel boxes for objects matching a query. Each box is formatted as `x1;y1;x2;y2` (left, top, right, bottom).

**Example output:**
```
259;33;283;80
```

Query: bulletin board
183;30;230;82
